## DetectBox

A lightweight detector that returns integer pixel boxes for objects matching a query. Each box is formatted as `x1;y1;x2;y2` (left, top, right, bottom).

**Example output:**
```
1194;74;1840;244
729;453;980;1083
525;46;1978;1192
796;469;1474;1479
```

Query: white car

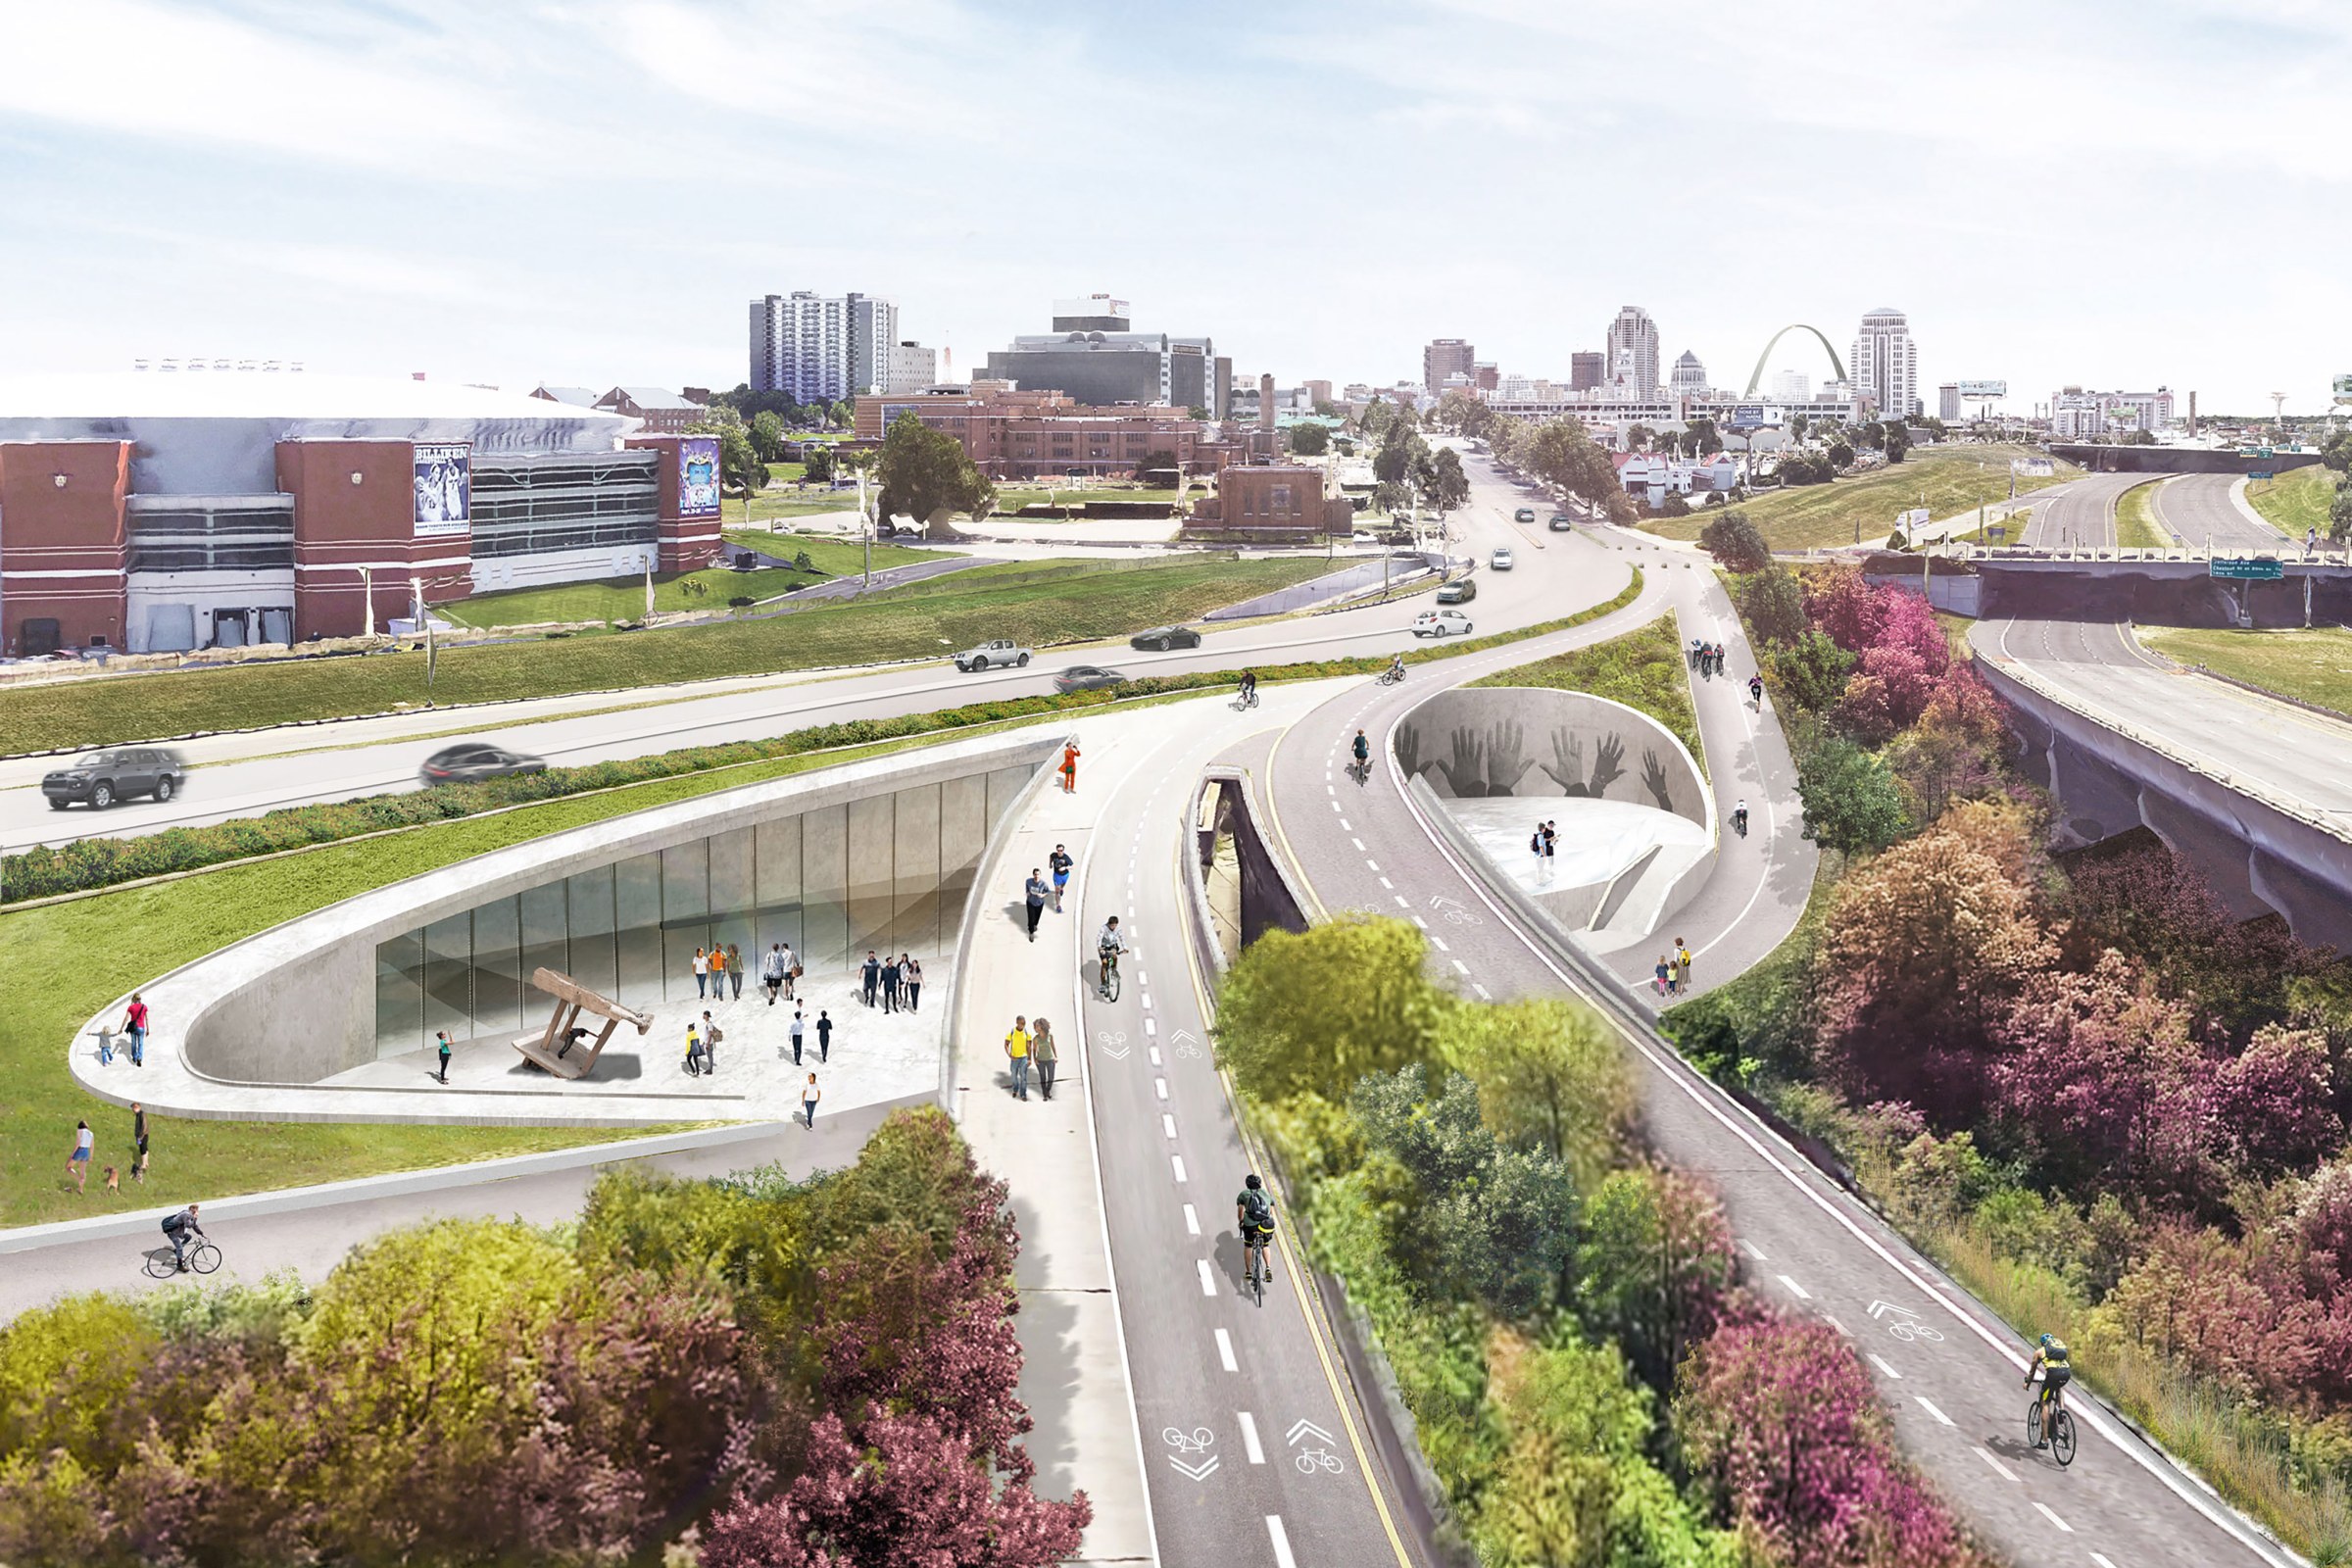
1411;609;1474;638
1490;548;1515;570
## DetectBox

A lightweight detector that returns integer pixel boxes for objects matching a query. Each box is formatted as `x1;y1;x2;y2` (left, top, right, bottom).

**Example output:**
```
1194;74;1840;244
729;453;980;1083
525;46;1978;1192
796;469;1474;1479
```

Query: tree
1358;396;1393;441
1732;564;1808;646
1858;419;1886;452
1439;998;1631;1190
1654;428;1684;459
1625;423;1654;453
720;424;767;500
2331;482;2352;544
1794;735;1911;856
802;441;837;485
875;412;992;539
1828;440;1855;469
1699;511;1770;571
1769;629;1857;712
1287;422;1330;457
1215;915;1448;1101
750;410;788;464
1687;416;1724;457
1886;424;1910;464
1134;447;1179;482
1425;445;1471;512
1575;1167;1738;1393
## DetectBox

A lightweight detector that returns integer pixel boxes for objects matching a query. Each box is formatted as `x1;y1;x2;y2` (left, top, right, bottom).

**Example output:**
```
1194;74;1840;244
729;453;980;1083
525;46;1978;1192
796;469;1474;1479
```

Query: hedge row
1;570;1640;906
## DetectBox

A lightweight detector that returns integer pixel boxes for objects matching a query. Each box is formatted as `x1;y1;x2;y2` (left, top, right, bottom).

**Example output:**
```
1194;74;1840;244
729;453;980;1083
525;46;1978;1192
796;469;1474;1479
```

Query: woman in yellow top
1004;1016;1032;1101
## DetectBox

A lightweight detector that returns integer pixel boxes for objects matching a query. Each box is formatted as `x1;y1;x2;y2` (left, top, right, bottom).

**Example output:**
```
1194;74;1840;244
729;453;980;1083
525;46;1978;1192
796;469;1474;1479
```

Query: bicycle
1232;686;1260;711
1376;665;1405;687
1243;1227;1272;1304
1098;947;1121;1004
145;1239;220;1279
2027;1383;2077;1467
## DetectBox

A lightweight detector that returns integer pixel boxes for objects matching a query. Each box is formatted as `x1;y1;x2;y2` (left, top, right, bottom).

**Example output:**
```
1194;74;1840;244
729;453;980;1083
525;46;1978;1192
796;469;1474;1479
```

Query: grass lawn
0;557;1336;754
992;485;1184;514
727;492;864;525
1643;444;2076;551
719;530;947;576
765;461;808;484
1469;611;1704;767
2114;478;2174;550
442;564;822;629
2136;625;2352;714
2246;466;2337;539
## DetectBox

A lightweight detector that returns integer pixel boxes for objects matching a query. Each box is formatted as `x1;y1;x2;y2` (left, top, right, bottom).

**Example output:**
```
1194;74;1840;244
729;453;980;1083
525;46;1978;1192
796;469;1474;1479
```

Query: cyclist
1747;672;1764;706
1237;1174;1277;1292
1733;798;1749;835
1351;728;1371;780
1238;669;1259;708
1098;914;1127;980
160;1201;205;1272
1387;651;1406;684
1049;843;1073;911
2024;1333;2072;1446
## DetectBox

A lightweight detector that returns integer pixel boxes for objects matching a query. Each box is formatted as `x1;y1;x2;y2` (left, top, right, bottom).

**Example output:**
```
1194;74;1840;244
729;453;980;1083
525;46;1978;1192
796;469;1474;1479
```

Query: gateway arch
1743;325;1847;397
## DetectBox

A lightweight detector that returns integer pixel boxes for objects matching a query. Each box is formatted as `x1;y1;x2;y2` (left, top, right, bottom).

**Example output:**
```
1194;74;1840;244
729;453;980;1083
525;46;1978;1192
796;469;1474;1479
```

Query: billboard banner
2333;373;2352;403
1955;379;2008;398
1728;404;1768;431
678;436;721;517
413;443;471;537
2011;458;2055;477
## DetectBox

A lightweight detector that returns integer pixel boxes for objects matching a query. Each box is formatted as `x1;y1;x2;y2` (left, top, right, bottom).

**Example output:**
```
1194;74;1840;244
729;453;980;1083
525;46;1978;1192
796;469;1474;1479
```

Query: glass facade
372;767;1025;1057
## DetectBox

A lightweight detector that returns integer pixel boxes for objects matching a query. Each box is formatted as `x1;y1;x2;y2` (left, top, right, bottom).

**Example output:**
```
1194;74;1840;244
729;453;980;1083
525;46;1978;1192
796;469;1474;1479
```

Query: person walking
802;1072;821;1129
1059;741;1080;794
1050;844;1073;911
700;1011;723;1073
1031;1017;1059;1102
725;944;745;1001
1005;1016;1032;1101
683;1019;706;1077
130;1102;148;1184
1653;956;1672;998
880;953;902;1014
67;1119;93;1194
122;993;149;1068
905;955;923;1013
762;943;788;1004
1676;940;1693;997
1024;869;1048;941
693;947;710;999
710;944;730;1000
790;1008;806;1065
860;950;881;1007
1530;823;1547;880
815;1009;833;1063
435;1029;453;1084
1544;820;1557;878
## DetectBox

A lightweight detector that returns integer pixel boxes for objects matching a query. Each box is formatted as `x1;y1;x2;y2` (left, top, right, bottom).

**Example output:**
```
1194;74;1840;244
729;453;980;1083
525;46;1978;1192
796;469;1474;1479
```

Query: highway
2156;472;2293;553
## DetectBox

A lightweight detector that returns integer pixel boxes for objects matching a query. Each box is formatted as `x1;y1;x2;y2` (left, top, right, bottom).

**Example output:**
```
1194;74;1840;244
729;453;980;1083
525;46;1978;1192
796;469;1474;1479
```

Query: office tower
1605;307;1660;394
1669;350;1708;397
1423;338;1476;392
1570;352;1605;392
1850;308;1920;420
748;291;899;401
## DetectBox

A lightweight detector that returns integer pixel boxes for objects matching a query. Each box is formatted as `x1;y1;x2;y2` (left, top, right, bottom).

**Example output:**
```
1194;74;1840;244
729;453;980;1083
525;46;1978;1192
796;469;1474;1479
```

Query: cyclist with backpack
160;1202;206;1272
1237;1173;1277;1292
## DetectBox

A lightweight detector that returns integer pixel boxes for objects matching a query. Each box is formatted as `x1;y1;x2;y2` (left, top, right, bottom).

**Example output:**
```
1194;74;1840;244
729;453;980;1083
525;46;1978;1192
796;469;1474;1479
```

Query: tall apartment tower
1569;352;1605;392
1605;307;1661;395
749;291;900;401
1422;338;1476;393
1850;308;1920;420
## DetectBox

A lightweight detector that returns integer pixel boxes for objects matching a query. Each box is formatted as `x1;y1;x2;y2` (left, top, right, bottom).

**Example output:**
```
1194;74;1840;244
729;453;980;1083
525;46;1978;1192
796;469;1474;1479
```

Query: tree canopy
875;413;992;539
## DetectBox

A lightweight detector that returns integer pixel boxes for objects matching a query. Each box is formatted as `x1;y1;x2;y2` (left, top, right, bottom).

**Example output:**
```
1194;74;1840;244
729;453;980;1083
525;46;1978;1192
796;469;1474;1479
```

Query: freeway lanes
2018;471;2147;550
2156;472;2292;553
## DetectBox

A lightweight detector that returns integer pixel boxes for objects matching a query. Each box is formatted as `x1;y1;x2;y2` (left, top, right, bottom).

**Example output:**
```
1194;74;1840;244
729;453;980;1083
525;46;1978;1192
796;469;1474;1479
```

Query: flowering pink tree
2211;1025;2342;1180
1804;566;1888;655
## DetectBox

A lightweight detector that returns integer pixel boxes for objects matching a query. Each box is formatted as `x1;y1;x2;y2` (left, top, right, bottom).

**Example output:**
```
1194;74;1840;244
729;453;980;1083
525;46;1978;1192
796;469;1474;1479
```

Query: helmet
1245;1173;1262;1190
2039;1333;2055;1348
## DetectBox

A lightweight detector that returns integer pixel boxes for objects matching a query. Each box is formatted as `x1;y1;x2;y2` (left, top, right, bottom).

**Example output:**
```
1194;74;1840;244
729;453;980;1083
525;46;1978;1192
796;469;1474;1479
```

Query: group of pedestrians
1024;843;1080;939
63;1102;149;1196
1689;638;1729;677
96;993;151;1067
858;950;922;1012
1651;938;1694;999
1528;819;1558;880
1003;1014;1061;1102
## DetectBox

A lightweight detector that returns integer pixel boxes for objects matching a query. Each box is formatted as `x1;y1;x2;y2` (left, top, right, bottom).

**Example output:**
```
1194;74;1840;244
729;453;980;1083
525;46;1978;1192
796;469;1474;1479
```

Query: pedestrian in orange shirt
1059;740;1080;793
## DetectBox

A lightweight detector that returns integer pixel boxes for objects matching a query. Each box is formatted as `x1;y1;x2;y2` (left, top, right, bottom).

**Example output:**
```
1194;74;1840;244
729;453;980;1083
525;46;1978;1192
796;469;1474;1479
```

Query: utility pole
857;468;872;589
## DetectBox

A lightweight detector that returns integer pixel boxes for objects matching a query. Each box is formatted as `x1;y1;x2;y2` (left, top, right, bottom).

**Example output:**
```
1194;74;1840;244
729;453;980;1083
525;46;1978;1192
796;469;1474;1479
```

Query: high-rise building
1771;369;1812;405
982;300;1227;417
748;291;899;402
1605;307;1661;395
1052;295;1130;332
1937;383;1962;421
1423;338;1476;393
1570;352;1605;392
884;342;939;394
1669;350;1708;397
1850;308;1920;420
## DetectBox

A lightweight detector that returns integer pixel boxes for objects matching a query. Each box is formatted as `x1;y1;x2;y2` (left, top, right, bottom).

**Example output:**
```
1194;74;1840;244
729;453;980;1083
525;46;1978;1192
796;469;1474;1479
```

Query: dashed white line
1155;1078;1168;1100
1326;784;1335;796
1394;895;1410;907
1451;958;1470;975
1471;983;1492;1000
2031;1501;2073;1534
1162;1113;1178;1138
1215;1327;1238;1371
1172;1155;1187;1183
2090;1554;2119;1568
1411;915;1429;929
1365;860;1380;872
1975;1447;2013;1480
1914;1396;1953;1426
1428;933;1448;952
1266;1516;1298;1568
1739;1238;1767;1261
1141;991;1152;1010
1824;1315;1849;1337
1144;1017;1157;1037
1339;818;1351;831
1350;838;1365;851
1869;1353;1901;1380
1776;1274;1811;1300
1239;1411;1265;1464
1183;1202;1200;1235
1197;1260;1216;1297
1379;876;1395;889
1150;1047;1162;1066
1330;801;1341;812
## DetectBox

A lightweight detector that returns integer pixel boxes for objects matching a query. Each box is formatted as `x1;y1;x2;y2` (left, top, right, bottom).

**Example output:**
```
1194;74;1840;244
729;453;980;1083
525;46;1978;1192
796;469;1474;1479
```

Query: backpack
1242;1188;1274;1231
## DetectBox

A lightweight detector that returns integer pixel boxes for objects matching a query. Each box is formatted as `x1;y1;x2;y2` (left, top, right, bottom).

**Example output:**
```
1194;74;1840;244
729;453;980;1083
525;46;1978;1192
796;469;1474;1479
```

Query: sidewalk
950;740;1155;1567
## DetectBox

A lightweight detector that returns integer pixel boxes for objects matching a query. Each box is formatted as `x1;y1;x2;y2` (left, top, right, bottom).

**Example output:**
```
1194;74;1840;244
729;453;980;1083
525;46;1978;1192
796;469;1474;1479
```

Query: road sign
1987;525;2007;541
2248;470;2275;482
2211;558;2284;580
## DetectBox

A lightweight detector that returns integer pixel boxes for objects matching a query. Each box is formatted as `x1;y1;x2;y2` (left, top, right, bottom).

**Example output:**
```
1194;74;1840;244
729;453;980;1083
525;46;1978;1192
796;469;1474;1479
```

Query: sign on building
2011;458;2055;477
413;443;471;537
1955;379;2008;399
1728;405;1769;431
2211;557;2284;581
678;436;721;517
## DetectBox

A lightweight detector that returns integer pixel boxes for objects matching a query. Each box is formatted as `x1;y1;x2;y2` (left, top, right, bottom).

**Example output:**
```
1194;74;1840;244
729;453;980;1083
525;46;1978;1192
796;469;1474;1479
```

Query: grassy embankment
1643;444;2076;551
1469;612;1704;769
2113;478;2175;550
2246;465;2336;539
2137;626;2352;714
442;533;951;628
0;557;1334;756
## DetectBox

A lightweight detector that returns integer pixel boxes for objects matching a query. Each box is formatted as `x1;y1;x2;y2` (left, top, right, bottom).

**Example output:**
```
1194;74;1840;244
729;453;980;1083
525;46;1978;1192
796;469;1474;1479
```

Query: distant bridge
1743;325;1846;397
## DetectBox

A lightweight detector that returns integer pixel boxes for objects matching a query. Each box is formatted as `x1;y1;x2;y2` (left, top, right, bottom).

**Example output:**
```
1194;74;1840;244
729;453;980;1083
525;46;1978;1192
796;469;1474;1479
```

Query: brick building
1183;464;1352;537
853;382;1226;479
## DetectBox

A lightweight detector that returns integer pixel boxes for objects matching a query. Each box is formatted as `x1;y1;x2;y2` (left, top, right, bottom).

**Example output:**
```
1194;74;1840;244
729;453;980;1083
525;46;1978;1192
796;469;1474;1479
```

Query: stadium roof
0;371;634;428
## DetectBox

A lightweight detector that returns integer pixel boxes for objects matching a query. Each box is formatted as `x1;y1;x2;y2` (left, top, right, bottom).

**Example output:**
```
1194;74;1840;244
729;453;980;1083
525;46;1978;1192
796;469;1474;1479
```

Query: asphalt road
2155;472;2292;553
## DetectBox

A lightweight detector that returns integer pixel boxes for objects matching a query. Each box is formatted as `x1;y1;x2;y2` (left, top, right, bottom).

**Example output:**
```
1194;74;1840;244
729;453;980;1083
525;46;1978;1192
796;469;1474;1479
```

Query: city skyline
0;1;2346;414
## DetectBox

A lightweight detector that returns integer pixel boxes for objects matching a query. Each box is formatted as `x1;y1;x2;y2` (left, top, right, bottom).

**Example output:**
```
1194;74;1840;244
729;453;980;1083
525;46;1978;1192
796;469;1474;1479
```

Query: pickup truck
953;638;1032;672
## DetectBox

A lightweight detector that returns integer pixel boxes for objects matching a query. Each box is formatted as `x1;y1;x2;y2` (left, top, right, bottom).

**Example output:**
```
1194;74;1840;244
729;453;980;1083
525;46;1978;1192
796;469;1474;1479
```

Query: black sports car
1053;665;1129;695
1129;625;1202;652
419;743;547;785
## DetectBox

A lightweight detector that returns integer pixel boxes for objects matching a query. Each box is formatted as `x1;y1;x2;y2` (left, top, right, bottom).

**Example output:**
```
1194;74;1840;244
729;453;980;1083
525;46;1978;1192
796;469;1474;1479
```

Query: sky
0;0;2346;417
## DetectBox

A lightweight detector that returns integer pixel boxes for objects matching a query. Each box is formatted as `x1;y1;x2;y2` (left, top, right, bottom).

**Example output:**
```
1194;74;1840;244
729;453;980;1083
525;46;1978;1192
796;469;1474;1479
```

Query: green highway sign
2211;558;2284;580
2248;470;2275;481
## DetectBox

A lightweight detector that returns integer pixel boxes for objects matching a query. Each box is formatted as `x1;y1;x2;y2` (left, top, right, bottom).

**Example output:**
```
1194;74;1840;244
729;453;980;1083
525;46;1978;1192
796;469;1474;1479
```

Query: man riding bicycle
1387;652;1406;684
1734;798;1749;834
1237;1173;1276;1291
1238;669;1258;707
161;1202;205;1272
1098;915;1127;973
2025;1333;2072;1445
1351;728;1371;778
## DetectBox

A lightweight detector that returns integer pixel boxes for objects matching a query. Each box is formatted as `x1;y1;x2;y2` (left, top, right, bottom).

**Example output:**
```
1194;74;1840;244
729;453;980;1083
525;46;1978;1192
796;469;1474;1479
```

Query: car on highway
953;638;1032;672
1513;508;1536;523
1053;664;1128;695
41;748;186;810
1490;548;1515;570
1548;513;1574;531
1129;624;1201;652
1411;608;1475;638
1436;577;1478;605
419;744;546;786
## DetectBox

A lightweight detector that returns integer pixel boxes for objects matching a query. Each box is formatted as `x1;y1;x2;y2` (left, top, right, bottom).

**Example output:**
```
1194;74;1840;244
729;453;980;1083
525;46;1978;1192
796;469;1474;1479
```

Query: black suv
42;748;186;810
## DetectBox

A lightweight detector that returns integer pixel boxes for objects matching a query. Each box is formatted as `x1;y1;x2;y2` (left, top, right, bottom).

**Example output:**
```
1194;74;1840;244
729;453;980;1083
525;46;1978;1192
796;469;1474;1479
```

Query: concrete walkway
949;733;1156;1567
